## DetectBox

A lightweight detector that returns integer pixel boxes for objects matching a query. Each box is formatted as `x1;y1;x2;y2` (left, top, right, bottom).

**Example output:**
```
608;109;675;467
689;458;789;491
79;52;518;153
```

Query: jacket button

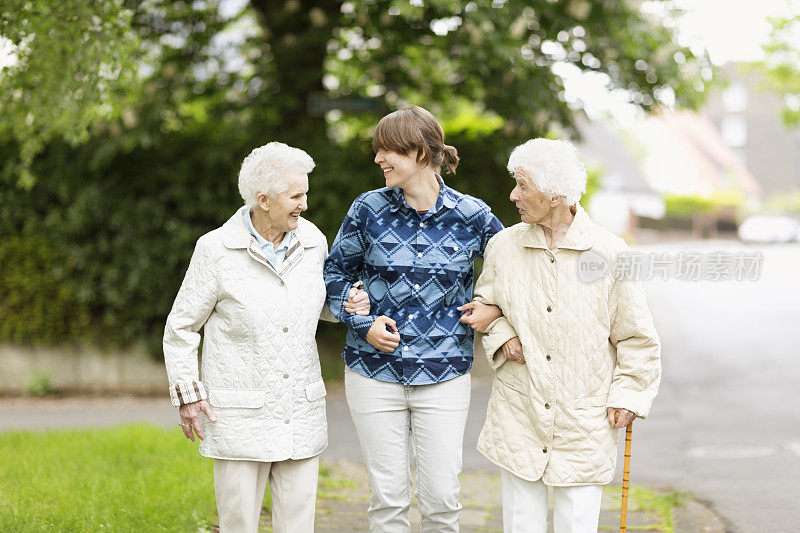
283;327;288;333
284;419;290;424
545;403;550;409
283;373;289;379
546;305;552;312
550;256;555;263
543;448;548;453
546;355;551;361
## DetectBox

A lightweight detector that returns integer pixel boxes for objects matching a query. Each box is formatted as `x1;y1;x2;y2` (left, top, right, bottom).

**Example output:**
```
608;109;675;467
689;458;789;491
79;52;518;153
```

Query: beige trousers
214;455;319;533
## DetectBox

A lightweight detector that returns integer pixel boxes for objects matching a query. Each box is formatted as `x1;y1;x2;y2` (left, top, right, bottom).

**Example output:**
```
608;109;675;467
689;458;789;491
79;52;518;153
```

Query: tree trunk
249;0;340;138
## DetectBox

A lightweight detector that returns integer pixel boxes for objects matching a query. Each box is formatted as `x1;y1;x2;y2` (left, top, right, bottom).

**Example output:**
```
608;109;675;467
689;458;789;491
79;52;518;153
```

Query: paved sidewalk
1;395;728;532
260;459;726;533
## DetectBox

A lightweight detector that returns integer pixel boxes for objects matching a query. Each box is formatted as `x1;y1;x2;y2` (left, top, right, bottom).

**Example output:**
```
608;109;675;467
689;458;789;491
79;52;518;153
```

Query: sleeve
163;237;218;407
472;237;518;370
478;207;504;257
318;237;340;323
319;303;338;323
606;273;662;419
323;196;378;339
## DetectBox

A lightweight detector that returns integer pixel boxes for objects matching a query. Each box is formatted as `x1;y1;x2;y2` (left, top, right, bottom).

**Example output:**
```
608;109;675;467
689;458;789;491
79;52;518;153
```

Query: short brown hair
372;106;459;174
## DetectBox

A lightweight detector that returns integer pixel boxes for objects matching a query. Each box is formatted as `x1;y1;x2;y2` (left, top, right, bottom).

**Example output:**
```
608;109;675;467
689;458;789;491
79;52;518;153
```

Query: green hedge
0;127;533;356
0;234;92;344
664;191;743;218
0;127;593;357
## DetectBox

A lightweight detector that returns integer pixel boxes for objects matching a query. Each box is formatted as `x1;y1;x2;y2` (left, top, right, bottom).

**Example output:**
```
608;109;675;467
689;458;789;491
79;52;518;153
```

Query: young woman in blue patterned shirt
324;106;504;532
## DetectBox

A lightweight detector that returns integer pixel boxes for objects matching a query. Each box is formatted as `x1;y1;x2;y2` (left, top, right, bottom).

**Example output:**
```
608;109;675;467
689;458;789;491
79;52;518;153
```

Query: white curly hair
507;138;587;206
238;142;315;207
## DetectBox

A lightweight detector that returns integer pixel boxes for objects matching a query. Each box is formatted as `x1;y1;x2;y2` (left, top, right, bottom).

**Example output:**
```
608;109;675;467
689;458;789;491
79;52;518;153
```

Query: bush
1;126;530;356
24;369;53;397
0;234;92;344
664;191;744;218
2;118;593;357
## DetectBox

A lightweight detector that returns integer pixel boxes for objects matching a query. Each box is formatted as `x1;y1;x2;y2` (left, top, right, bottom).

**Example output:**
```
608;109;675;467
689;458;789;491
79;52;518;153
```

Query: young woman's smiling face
374;149;422;189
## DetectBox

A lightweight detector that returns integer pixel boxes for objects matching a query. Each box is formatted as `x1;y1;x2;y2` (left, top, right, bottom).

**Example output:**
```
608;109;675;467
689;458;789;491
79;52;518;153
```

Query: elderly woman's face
258;173;309;233
509;170;551;224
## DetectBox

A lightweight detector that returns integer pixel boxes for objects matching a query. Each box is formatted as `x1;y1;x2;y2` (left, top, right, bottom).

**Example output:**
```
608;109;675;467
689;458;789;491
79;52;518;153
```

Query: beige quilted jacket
474;205;661;486
164;209;334;462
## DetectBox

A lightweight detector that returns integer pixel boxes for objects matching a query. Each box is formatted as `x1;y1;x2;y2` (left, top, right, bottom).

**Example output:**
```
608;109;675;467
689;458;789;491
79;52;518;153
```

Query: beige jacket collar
522;203;594;251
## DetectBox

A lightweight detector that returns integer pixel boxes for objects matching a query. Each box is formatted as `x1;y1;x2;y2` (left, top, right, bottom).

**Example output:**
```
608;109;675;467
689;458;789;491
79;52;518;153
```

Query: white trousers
501;469;603;533
213;455;319;533
345;366;471;533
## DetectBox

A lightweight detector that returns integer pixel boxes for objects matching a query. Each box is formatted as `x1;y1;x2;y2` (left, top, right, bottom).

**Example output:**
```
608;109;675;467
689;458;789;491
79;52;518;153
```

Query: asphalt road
2;240;797;533
616;241;800;533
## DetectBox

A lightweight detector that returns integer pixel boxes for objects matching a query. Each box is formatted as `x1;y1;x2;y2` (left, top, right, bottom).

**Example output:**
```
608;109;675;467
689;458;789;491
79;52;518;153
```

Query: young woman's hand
366;316;401;353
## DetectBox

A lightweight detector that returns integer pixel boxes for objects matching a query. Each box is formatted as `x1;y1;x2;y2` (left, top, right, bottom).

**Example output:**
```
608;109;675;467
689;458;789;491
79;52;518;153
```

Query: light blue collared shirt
242;206;294;270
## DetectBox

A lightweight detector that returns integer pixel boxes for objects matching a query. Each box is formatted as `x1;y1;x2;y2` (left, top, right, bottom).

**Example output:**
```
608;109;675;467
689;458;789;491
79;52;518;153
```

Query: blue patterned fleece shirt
324;178;503;385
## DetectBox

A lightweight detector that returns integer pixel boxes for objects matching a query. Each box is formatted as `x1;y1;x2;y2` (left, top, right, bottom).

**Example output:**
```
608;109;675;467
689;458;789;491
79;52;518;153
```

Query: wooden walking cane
615;410;633;533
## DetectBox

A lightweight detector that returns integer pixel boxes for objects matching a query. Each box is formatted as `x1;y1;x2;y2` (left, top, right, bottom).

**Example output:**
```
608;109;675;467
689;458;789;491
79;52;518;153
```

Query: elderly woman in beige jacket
467;138;661;533
164;142;368;533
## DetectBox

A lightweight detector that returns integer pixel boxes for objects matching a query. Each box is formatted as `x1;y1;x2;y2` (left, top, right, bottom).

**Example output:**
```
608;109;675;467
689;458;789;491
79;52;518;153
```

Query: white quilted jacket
475;205;661;486
164;210;333;462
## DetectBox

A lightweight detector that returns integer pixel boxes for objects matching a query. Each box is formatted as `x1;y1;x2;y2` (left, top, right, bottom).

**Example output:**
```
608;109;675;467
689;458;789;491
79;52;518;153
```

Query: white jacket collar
221;208;319;250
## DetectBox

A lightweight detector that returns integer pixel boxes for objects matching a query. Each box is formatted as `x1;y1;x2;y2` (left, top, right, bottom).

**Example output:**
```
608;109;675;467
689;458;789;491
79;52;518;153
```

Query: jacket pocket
208;389;267;408
495;366;529;396
305;379;327;401
570;394;609;408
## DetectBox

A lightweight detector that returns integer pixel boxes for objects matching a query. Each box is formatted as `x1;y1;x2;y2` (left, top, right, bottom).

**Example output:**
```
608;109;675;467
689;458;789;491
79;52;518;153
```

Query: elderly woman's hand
501;337;525;364
607;408;636;428
178;400;217;442
457;301;502;333
344;287;371;315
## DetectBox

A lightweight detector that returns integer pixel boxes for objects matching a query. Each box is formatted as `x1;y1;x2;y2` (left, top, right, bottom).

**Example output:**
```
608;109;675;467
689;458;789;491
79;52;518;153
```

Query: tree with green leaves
0;0;713;352
0;0;137;186
750;8;800;126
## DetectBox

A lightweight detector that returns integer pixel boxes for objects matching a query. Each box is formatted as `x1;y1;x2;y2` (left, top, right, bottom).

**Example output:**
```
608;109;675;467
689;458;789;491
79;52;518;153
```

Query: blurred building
636;110;761;199
579;109;762;239
704;66;800;196
577;116;664;236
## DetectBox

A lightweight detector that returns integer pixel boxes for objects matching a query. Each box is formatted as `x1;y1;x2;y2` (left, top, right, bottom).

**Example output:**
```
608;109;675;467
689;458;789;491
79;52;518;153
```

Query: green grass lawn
0;424;221;531
1;423;691;532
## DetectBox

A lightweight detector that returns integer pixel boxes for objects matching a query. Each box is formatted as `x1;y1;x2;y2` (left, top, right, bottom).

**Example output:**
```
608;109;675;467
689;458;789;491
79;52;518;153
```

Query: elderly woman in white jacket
466;139;661;533
163;142;368;533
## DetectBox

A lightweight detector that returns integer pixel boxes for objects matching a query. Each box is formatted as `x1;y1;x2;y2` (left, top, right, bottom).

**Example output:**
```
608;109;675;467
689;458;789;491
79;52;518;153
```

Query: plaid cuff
169;381;207;407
